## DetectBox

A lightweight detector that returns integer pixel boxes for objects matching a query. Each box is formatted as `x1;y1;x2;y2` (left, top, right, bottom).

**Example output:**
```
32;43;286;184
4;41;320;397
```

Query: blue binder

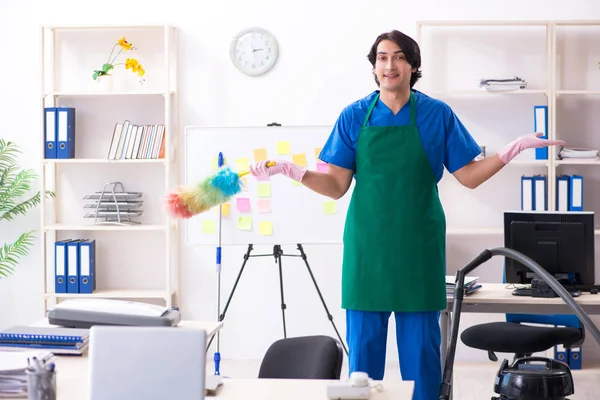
521;176;533;211
569;175;584;212
532;175;547;211
79;239;96;294
66;239;83;293
569;346;582;369
56;107;76;159
556;175;570;211
554;344;568;364
44;107;57;159
54;239;71;294
534;105;548;160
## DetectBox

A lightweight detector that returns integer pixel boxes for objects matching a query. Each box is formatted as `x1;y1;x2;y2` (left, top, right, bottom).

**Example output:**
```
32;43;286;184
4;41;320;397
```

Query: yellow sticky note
238;216;252;231
221;203;230;217
314;147;322;158
254;148;267;162
257;183;271;197
259;221;273;236
292;153;307;167
202;220;216;234
277;141;290;155
323;200;337;215
292;180;302;187
236;157;249;173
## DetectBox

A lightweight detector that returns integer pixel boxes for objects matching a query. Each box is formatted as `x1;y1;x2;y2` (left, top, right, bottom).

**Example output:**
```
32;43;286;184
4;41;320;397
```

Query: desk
6;355;414;399
440;283;600;399
31;318;224;338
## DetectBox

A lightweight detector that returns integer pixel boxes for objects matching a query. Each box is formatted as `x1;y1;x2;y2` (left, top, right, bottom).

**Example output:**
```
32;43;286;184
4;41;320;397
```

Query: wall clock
230;27;279;76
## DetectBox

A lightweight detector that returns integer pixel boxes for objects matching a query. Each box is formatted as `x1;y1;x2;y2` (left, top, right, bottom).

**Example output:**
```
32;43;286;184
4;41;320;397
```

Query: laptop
88;325;206;400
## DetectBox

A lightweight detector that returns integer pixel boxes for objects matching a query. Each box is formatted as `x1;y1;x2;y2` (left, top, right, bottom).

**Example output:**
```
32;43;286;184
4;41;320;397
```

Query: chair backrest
258;335;343;379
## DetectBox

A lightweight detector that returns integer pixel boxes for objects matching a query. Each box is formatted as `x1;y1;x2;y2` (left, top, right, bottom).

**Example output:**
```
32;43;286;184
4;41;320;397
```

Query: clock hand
253;48;264;52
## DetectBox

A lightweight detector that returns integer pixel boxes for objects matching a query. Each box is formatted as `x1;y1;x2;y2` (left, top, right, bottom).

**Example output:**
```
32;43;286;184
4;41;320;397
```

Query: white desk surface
6;354;413;400
453;283;600;305
32;318;224;338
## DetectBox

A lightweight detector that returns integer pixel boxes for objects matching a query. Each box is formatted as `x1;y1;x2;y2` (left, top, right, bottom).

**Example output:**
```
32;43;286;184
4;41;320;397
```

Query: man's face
374;39;414;93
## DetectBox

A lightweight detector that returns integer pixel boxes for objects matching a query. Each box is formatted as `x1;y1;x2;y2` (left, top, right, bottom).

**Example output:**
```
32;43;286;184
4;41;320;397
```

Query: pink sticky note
256;175;270;181
236;197;250;212
316;162;328;173
258;198;271;213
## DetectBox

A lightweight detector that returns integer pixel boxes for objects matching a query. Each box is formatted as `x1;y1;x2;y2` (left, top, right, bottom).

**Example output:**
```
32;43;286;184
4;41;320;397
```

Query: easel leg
207;244;254;350
274;245;288;338
296;244;349;356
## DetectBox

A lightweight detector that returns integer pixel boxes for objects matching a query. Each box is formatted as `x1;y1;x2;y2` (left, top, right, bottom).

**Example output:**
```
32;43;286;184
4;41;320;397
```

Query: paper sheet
238;216;252;231
221;203;230;217
236;157;250;173
257;198;271;213
254;148;267;162
323;200;337;215
236;197;250;212
257;183;271;197
292;153;307;167
259;221;273;236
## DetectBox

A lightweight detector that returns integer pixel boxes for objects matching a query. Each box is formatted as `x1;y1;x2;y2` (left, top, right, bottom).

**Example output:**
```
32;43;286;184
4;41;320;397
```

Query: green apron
342;92;447;312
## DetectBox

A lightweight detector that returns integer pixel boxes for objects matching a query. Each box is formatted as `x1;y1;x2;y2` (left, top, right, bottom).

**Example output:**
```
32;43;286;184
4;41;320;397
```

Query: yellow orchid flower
118;37;132;50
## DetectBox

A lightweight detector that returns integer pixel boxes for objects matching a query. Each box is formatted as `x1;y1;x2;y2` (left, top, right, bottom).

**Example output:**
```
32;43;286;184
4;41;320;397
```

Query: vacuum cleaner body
492;357;574;400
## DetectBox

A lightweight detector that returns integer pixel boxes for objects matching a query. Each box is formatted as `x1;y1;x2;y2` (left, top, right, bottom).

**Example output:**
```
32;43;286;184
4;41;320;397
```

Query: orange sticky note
258;198;271;213
254;148;267;162
292;153;307;167
221;203;230;217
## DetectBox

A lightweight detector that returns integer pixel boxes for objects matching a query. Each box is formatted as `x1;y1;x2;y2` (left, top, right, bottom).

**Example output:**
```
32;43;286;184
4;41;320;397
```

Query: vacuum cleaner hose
439;247;600;400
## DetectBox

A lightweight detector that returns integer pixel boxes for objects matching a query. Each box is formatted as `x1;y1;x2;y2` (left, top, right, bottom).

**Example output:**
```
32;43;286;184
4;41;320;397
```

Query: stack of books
0;326;89;356
446;275;482;296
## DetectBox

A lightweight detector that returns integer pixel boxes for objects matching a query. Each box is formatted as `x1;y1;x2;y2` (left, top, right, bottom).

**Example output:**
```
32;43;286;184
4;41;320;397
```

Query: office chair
461;267;584;362
258;335;344;379
461;313;585;362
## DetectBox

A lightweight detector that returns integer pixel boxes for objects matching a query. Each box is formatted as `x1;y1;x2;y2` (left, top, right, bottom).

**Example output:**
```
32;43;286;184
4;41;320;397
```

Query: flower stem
109;47;124;65
106;43;119;64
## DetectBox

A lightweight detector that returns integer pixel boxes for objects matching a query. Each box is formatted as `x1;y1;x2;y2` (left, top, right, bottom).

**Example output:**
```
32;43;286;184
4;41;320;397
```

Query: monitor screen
504;211;595;287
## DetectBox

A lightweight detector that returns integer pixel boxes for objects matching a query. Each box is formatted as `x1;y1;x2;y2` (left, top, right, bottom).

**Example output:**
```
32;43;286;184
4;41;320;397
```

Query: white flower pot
95;75;114;92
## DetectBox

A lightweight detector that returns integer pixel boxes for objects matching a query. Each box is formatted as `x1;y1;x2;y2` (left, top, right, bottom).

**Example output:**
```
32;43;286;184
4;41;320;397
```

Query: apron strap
361;93;380;128
409;91;416;125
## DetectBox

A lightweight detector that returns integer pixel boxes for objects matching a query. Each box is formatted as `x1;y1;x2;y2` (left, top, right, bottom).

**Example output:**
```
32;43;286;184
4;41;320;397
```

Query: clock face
230;28;279;76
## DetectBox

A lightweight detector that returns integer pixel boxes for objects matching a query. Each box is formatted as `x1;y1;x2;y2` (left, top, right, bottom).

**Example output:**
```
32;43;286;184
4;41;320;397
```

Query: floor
211;359;600;399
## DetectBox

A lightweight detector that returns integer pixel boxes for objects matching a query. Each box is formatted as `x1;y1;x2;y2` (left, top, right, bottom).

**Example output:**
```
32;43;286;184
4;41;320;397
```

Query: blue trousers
346;310;441;400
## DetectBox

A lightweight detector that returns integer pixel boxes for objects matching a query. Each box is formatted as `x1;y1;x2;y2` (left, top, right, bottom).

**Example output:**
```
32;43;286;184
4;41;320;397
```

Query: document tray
47;299;181;329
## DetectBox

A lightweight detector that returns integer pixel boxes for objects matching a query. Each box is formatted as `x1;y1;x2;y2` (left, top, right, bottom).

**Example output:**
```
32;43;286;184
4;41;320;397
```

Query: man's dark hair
367;30;422;88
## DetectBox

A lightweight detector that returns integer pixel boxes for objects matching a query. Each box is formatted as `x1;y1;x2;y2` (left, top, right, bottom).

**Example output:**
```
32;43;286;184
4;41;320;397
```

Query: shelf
44;224;168;231
43;158;166;165
556;90;600;95
45;289;175;300
417;21;550;27
43;91;174;97
447;228;503;235
422;89;548;96
555;159;600;165
43;24;170;31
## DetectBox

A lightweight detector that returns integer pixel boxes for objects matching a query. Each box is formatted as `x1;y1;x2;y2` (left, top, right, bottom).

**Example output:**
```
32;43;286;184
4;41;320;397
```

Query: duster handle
237;161;276;178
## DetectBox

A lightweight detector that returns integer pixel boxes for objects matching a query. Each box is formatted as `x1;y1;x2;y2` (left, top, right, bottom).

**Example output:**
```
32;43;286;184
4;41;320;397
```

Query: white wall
2;0;600;372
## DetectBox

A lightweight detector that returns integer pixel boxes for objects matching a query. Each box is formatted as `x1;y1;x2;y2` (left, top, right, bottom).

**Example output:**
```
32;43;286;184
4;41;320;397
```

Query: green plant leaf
0;231;35;278
101;63;114;73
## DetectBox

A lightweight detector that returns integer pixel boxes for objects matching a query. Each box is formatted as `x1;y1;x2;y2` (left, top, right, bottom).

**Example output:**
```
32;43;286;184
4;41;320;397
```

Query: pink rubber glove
249;160;307;182
497;132;565;164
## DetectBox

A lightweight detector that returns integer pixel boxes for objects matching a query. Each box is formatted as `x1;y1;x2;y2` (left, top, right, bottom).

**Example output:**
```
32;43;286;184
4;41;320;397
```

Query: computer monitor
504;211;595;287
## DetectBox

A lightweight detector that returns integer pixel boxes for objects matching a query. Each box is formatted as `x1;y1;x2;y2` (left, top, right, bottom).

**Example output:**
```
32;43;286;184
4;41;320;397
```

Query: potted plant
92;36;146;90
0;139;54;278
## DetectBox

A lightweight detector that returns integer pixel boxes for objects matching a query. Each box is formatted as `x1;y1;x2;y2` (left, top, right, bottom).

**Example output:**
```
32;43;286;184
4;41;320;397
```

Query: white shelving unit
39;24;179;311
415;20;600;236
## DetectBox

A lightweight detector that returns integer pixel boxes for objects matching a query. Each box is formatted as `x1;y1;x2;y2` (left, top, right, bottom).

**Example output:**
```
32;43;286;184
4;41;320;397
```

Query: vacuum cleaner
439;247;600;400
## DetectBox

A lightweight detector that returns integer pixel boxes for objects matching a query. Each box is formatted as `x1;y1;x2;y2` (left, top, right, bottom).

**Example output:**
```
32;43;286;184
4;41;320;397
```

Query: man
249;30;564;400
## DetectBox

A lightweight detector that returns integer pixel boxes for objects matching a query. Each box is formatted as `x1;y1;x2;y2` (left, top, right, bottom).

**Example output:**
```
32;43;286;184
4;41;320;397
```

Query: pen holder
26;368;56;400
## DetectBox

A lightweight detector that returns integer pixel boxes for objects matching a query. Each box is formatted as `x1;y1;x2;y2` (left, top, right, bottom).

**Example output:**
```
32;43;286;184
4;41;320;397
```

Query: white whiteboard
184;126;353;246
